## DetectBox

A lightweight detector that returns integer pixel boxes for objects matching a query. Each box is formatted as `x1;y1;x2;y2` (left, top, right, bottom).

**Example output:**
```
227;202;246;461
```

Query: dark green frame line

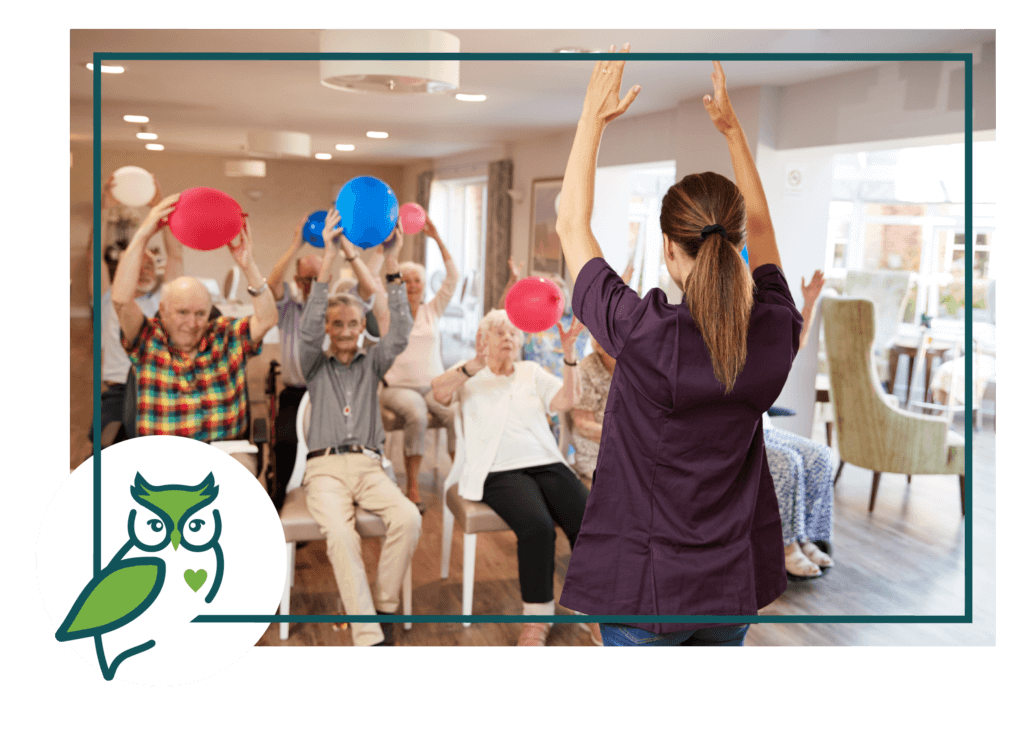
91;50;973;625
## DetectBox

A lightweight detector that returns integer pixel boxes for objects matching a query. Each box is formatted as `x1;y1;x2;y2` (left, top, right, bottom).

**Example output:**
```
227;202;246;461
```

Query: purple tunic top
559;258;803;633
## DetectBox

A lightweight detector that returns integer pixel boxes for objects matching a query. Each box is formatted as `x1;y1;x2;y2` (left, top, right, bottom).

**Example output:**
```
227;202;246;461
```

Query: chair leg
834;459;845;485
403;562;413;631
280;541;296;640
462;533;477;627
441;501;453;579
959;475;965;517
907;475;912;483
825;422;832;448
868;471;882;512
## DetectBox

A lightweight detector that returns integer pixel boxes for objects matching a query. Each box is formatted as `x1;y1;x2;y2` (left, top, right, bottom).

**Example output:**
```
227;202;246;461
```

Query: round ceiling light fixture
246;130;312;158
319;30;460;94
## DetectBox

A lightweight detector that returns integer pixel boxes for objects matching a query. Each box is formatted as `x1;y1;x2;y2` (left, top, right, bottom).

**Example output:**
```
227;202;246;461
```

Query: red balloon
167;187;244;251
505;277;565;333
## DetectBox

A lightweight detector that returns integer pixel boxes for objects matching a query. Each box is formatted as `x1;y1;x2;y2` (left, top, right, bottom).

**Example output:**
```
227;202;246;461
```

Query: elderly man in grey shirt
299;213;418;647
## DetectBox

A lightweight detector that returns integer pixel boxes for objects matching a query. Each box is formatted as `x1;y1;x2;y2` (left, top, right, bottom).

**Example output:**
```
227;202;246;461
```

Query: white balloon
111;165;156;207
554;190;561;216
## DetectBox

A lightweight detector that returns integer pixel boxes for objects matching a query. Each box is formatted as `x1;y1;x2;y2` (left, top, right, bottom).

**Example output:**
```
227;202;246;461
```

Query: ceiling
70;29;995;164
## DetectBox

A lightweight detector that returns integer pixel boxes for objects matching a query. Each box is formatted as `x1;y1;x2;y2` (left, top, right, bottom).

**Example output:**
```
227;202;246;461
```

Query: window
427;176;488;367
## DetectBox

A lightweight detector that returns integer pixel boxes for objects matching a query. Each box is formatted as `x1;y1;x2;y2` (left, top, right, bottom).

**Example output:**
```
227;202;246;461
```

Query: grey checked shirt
300;280;412;452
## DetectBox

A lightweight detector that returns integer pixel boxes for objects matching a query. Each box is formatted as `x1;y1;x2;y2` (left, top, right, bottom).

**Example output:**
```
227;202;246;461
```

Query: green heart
184;569;208;592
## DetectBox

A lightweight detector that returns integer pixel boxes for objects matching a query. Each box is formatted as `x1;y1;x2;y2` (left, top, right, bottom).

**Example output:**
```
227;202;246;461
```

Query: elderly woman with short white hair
432;308;600;647
379;216;460;512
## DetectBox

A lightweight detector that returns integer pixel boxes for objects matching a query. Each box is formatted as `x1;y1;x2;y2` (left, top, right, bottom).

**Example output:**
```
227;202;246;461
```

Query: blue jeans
599;623;750;646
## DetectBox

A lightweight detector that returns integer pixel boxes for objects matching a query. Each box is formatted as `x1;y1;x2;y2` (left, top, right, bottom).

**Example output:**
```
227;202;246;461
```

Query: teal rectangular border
91;50;973;625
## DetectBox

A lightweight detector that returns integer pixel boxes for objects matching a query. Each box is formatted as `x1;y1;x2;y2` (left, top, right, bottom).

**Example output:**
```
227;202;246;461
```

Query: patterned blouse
124;315;262;440
572;351;613;478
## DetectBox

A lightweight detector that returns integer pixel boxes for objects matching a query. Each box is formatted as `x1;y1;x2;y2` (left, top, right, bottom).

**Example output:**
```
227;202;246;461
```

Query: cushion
279;486;387;542
446;485;512;535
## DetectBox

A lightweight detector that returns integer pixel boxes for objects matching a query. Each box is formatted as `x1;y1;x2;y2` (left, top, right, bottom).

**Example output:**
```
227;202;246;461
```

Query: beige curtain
484;159;513;313
411;169;434;266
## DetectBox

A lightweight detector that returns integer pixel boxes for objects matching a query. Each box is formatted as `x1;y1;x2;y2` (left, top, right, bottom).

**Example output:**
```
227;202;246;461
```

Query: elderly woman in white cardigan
379;216;460;513
432;308;599;647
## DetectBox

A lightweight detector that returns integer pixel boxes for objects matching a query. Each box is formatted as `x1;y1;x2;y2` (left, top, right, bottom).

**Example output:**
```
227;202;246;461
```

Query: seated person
499;261;591;450
570;336;616;483
112;195;278;476
299;217;419;647
379;215;459;513
268;210;382;506
764;270;834;579
432;309;600;647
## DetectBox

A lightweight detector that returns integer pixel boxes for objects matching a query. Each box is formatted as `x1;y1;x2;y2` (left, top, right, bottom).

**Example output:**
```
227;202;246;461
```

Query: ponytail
684;231;753;393
660;172;753;394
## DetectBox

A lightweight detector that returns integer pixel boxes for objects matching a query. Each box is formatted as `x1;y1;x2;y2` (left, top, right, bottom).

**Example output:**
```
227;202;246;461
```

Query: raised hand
801;270;826;307
703;60;740;136
322;208;355;260
558;316;585;359
382;218;405;257
580;42;641;126
227;217;255;269
138;193;179;241
147;175;163;207
422;215;440;243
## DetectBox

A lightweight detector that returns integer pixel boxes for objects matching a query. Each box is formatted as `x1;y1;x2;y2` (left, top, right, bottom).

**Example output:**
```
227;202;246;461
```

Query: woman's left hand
580;42;641;126
558;316;585;360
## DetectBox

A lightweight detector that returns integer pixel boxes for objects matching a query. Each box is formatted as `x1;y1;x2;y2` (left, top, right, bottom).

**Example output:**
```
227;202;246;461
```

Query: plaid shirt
123;315;262;440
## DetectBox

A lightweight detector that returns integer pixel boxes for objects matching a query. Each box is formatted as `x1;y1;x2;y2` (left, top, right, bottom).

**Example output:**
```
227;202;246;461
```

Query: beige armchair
822;297;965;515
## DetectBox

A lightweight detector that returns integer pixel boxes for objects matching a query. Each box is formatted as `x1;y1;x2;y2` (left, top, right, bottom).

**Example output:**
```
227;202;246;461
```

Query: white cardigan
443;360;569;501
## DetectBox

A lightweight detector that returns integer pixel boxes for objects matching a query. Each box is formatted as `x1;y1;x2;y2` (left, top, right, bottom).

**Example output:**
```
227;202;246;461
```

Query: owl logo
54;472;224;681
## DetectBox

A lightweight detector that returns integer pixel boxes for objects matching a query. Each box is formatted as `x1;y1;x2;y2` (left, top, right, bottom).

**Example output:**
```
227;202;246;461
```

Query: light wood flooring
70;317;995;646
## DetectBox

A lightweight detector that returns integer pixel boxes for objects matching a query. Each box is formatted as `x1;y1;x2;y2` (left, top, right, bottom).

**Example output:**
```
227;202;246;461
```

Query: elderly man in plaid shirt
112;194;279;475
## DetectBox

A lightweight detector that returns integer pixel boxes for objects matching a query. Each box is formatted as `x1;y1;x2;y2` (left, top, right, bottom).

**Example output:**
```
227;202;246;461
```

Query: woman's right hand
138;193;180;241
465;330;489;374
702;61;740;136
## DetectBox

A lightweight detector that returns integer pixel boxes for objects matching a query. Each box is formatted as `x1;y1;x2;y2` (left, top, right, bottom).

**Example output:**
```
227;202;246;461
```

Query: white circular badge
37;436;286;685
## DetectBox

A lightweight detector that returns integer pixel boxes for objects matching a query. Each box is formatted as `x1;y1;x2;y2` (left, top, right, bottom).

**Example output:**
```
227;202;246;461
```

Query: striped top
123;315;262;440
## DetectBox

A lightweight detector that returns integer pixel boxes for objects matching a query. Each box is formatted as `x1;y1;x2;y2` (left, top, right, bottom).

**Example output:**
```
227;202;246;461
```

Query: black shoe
375;610;395;646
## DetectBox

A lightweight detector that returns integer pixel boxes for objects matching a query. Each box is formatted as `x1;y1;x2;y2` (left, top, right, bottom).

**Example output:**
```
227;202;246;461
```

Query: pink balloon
505;277;565;334
399;202;427;235
167;187;244;251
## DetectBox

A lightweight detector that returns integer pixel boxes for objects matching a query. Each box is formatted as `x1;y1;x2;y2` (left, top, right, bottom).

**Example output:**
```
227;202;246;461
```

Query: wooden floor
70;316;995;646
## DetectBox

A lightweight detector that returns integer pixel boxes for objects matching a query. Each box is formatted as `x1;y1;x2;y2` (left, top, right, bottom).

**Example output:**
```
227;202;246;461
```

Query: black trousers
274;385;308;503
89;383;127;445
481;462;589;604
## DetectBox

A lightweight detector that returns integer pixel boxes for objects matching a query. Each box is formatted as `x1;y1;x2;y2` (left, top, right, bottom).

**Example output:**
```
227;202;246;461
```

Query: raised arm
556;43;641;282
268;215;307;301
371;223;412;377
112;194;179;344
432;331;488;407
227;219;278;343
798;270;825;350
703;60;782;273
422;216;460;314
547;317;585;412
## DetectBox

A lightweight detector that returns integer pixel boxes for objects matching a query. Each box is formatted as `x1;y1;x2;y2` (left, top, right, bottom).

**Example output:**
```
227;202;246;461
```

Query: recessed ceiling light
366;131;388;139
136;132;158;140
145;144;164;151
335;144;355;151
315;153;332;160
124;115;149;123
455;94;487;102
85;63;125;74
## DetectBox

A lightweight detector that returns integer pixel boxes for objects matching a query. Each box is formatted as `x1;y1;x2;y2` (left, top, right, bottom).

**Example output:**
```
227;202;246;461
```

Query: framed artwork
529;177;564;277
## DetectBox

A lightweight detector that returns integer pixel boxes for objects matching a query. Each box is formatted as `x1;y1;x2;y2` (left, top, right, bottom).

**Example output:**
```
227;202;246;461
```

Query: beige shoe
801;541;834;568
517;622;552;646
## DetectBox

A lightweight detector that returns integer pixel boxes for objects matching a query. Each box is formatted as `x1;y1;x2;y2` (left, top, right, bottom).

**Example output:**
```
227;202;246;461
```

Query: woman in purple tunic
555;53;802;646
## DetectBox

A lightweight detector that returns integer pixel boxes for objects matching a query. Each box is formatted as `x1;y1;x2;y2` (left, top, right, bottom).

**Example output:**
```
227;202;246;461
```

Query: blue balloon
741;244;749;265
302;210;328;248
335;177;399;249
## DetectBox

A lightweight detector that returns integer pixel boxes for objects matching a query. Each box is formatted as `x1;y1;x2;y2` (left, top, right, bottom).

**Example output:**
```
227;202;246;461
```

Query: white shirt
444;360;569;502
101;288;161;384
383;264;459;388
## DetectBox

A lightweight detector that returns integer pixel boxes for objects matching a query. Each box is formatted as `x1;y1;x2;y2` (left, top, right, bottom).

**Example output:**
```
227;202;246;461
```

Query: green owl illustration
54;472;224;681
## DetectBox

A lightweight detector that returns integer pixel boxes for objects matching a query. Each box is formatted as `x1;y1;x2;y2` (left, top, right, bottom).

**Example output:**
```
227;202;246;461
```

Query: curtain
412;169;434;266
484;158;513;313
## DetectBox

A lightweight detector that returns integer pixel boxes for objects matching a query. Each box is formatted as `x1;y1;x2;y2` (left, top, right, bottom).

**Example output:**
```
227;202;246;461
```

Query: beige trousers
303;452;422;646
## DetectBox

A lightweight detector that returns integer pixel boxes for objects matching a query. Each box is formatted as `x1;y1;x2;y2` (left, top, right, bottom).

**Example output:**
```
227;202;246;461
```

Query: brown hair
660;172;753;393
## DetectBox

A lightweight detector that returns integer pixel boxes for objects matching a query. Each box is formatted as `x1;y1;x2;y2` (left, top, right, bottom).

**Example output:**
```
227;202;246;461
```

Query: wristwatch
385;272;403;284
247;279;268;297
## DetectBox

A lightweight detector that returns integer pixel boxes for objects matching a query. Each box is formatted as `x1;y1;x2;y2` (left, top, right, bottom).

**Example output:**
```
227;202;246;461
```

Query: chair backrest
822;297;904;468
286;391;312;494
843;270;913;354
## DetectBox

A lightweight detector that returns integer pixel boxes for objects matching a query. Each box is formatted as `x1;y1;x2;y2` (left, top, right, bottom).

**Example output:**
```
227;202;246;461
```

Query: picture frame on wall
529;177;564;277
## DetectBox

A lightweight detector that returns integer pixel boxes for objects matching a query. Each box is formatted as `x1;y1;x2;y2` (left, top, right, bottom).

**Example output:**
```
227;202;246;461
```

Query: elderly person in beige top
378;216;460;513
